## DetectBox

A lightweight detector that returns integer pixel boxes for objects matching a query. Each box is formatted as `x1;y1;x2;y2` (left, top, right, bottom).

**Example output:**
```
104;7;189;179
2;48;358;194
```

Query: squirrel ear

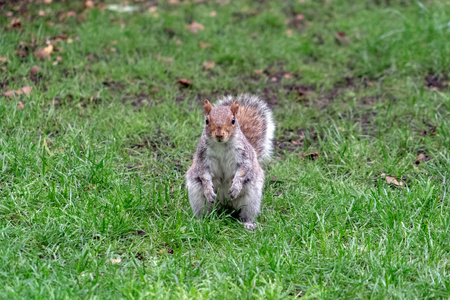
204;99;212;115
230;101;239;115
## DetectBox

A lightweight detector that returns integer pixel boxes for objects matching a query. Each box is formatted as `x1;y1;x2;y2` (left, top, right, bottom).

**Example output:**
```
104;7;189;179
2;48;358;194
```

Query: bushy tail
216;94;275;163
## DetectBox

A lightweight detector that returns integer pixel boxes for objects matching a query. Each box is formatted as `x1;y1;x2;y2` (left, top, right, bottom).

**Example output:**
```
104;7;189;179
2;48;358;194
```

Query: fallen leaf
44;0;52;3
56;56;62;61
210;11;217;17
21;86;31;95
415;153;425;165
175;40;183;45
305;152;319;160
85;0;95;8
10;18;22;30
3;91;18;97
47;21;55;27
295;14;304;20
177;79;192;87
15;50;27;57
44;44;53;55
284;74;292;79
380;173;403;186
335;32;350;44
271;176;279;182
148;6;157;12
187;22;205;34
415;153;432;165
286;29;293;37
110;257;121;264
38;10;46;16
50;99;59;105
67;11;77;17
254;69;263;75
169;0;180;4
67;38;73;43
17;102;24;110
199;41;211;48
203;61;215;69
34;49;50;60
3;89;25;97
0;57;7;63
6;12;13;17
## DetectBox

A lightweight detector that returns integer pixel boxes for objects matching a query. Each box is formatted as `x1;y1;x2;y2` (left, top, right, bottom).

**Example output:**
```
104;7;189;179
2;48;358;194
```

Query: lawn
0;0;449;298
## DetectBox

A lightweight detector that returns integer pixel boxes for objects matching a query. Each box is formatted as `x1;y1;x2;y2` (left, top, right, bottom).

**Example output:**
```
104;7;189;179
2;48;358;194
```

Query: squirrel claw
204;189;216;203
244;222;256;230
228;185;241;200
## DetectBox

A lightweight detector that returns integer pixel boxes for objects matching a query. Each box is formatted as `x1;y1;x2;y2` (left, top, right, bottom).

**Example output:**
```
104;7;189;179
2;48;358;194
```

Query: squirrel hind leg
187;177;213;217
232;187;262;227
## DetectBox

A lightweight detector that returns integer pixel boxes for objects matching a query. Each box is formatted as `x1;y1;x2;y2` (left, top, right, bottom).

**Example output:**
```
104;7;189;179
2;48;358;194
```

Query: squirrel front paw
228;183;242;200
204;188;216;203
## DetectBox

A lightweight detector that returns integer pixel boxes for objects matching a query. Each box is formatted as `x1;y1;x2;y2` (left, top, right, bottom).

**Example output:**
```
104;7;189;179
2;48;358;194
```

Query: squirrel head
203;99;239;143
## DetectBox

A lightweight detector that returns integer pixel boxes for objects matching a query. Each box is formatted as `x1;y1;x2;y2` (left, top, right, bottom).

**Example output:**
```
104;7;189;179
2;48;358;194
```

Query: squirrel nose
216;134;224;139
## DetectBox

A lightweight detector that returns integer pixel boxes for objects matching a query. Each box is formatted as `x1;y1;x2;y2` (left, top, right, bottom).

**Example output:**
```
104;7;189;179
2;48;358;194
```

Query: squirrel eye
205;118;209;125
231;118;235;125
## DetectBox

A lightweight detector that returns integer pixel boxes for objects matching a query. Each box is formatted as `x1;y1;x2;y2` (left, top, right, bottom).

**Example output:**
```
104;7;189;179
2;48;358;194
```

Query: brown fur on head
204;99;239;143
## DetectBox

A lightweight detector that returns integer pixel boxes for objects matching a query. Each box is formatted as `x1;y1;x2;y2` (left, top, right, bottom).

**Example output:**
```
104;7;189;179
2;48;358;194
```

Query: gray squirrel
186;94;275;229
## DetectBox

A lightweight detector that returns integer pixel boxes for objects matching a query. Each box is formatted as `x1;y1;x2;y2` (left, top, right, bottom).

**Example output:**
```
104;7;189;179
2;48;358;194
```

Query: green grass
0;0;449;298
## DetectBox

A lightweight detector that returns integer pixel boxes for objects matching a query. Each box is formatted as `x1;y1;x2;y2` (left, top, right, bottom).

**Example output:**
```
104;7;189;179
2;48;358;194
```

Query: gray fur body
186;94;274;229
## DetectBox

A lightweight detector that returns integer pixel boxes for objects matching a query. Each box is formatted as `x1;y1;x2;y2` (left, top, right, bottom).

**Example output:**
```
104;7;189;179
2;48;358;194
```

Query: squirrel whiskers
186;94;275;229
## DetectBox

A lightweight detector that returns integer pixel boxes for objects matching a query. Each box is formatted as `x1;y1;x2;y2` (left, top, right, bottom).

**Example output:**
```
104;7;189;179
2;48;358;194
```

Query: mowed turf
0;0;449;298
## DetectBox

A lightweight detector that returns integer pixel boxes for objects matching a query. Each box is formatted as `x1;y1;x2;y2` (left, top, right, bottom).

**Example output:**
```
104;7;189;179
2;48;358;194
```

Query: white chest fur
207;142;238;200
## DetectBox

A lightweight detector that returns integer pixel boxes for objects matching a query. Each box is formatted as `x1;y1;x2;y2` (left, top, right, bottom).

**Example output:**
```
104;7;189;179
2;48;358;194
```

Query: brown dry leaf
286;29;293;37
67;38;73;44
148;6;157;12
21;86;31;95
187;22;205;34
3;91;17;97
50;99;59;105
295;14;305;21
199;41;211;48
67;11;77;17
34;49;50;60
415;153;425;165
177;79;192;87
110;257;121;264
30;65;42;76
38;10;46;16
284;74;292;79
203;61;215;69
85;0;95;8
15;50;28;57
335;32;350;44
210;11;217;17
17;101;25;110
175;40;183;45
56;56;62;61
254;69;263;75
44;44;53;55
169;0;180;4
271;176;279;182
0;57;8;63
10;18;22;30
47;21;55;26
44;0;52;3
305;152;319;160
380;173;403;186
